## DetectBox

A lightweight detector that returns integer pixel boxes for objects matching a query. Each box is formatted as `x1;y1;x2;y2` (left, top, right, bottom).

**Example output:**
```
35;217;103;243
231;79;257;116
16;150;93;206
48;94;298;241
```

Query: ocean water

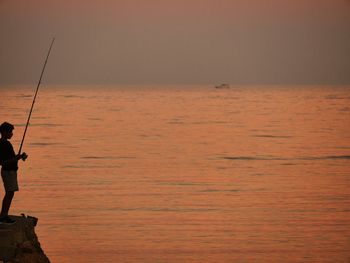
1;85;350;262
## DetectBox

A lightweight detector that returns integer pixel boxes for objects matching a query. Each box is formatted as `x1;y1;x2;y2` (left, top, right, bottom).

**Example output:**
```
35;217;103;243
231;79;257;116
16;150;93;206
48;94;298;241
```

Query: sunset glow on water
1;85;350;262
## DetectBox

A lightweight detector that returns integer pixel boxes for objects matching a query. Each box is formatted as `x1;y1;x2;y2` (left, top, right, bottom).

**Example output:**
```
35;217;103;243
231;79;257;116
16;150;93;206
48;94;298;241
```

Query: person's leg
0;170;18;223
0;191;15;217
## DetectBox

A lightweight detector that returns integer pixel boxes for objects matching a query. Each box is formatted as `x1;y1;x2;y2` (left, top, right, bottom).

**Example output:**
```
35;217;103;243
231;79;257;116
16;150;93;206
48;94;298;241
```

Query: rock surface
0;215;50;263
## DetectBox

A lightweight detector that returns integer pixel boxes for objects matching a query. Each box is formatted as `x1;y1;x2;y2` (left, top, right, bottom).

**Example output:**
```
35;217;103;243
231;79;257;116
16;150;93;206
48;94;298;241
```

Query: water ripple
252;135;292;138
81;156;136;159
220;155;350;161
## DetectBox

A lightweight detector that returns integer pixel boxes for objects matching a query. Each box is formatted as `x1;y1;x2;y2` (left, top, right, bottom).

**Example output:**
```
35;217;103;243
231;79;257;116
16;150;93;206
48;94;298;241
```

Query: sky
0;0;349;85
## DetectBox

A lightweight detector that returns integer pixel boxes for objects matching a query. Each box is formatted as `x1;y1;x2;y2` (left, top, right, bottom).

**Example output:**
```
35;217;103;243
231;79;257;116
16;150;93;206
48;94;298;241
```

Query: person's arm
0;153;27;166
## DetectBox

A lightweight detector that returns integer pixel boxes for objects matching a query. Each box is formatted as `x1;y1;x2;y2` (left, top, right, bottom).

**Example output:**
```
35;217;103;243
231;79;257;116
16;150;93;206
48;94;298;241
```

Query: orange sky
6;0;349;21
0;0;349;84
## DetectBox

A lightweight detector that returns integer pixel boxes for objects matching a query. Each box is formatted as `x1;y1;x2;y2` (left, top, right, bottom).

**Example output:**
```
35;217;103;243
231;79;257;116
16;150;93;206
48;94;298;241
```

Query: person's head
0;122;14;139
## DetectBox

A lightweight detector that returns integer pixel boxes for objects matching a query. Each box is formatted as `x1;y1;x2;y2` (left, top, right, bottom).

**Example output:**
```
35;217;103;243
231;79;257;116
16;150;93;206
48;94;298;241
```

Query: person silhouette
0;122;27;224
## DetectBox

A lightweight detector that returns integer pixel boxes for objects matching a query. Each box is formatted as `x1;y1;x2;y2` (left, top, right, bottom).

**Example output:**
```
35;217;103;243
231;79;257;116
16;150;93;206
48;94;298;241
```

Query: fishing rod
18;37;55;155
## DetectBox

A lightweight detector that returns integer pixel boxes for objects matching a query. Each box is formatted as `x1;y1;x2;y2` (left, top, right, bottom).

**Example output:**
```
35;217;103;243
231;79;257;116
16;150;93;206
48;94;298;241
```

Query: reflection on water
1;85;350;263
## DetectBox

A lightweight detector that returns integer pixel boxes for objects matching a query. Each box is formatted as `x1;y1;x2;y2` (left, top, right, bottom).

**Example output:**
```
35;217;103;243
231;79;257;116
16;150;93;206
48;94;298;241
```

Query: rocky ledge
0;215;50;263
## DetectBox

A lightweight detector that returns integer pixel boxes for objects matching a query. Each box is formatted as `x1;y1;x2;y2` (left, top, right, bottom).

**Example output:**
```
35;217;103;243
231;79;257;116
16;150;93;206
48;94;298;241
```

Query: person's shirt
0;139;18;171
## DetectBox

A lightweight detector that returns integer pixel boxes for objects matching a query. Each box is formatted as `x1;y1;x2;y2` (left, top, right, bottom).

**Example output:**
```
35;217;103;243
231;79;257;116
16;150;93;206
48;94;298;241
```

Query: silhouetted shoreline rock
0;215;50;263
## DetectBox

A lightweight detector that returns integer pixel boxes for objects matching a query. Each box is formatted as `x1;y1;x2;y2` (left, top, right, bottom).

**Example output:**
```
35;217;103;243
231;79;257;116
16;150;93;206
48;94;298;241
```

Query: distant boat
215;84;230;89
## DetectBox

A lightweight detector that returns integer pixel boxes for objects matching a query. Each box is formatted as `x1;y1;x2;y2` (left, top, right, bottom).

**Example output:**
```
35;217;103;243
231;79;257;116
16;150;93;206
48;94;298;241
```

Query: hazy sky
0;0;349;85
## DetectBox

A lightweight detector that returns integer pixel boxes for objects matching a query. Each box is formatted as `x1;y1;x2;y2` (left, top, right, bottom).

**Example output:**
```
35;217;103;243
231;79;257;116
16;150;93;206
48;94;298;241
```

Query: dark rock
0;215;50;263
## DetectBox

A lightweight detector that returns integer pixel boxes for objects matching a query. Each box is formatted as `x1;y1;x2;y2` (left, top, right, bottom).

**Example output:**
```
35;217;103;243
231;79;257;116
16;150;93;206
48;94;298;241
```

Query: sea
0;85;349;263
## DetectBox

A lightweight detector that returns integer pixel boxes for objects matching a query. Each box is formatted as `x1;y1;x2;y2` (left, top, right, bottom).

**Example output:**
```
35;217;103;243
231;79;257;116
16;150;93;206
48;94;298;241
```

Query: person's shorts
1;169;19;192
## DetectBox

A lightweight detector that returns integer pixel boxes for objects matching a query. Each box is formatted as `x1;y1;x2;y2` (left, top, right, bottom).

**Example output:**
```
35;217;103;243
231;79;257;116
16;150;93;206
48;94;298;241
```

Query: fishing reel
21;152;28;161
